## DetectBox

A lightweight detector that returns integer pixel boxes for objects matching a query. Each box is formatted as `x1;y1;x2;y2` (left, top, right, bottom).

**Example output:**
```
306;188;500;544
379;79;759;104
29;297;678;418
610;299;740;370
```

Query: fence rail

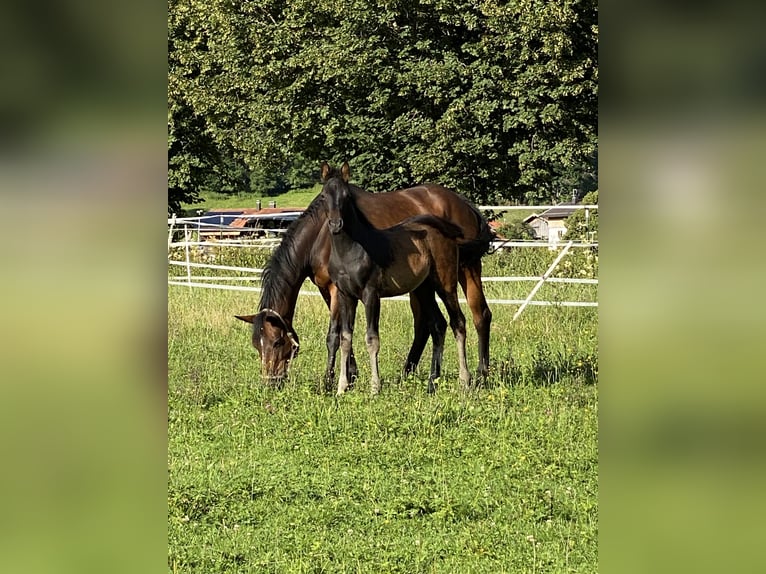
168;204;598;319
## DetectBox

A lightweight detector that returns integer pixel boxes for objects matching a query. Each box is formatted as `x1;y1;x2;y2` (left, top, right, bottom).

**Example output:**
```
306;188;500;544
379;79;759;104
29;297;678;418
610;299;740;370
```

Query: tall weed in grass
168;283;598;572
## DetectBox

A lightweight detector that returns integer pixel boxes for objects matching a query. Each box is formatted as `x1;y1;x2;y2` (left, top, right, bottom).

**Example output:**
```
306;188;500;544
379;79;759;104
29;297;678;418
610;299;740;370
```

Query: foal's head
320;161;352;235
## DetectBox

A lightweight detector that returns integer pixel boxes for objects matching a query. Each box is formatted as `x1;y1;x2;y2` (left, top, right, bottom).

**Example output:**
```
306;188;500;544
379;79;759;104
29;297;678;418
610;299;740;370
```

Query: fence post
513;241;573;321
167;214;176;250
184;223;192;286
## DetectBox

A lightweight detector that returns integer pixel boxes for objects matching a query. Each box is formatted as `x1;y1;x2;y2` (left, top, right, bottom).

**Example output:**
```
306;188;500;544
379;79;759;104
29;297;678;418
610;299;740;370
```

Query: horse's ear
341;162;350;182
235;314;256;324
320;162;331;182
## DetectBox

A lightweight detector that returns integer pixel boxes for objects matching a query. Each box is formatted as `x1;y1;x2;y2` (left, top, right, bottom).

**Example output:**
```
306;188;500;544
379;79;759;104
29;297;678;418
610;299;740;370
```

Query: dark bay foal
322;162;472;394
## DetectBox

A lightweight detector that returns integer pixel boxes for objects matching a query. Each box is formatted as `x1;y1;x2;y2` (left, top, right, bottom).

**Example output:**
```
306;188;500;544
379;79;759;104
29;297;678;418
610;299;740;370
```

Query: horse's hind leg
403;291;429;376
436;287;471;391
404;285;447;382
417;286;447;393
459;263;492;381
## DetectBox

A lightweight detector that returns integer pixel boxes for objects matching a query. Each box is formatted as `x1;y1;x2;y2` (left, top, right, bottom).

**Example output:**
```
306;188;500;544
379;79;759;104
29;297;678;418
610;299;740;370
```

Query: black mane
258;193;326;310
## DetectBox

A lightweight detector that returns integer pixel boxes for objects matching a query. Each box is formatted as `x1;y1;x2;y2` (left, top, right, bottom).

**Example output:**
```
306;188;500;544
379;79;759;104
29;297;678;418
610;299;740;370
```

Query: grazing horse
236;164;493;389
323;161;475;394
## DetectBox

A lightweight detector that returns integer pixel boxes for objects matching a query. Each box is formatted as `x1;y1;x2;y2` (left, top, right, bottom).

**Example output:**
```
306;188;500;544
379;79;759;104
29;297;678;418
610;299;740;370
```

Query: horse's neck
260;275;303;321
331;203;392;270
345;204;384;250
330;223;364;261
259;228;314;319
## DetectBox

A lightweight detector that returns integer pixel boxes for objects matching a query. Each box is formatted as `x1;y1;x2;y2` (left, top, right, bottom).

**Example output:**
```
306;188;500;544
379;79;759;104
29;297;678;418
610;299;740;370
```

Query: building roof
523;204;578;223
196;207;304;232
539;204;578;219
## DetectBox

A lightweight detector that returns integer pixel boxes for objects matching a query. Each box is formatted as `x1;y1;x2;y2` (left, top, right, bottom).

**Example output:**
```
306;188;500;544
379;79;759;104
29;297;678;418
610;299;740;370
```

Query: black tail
401;210;494;264
457;202;495;265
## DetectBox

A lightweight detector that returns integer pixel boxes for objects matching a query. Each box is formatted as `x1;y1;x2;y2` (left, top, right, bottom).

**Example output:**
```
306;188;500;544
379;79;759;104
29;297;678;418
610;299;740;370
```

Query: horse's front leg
325;285;358;393
324;317;339;394
337;294;357;395
362;290;382;395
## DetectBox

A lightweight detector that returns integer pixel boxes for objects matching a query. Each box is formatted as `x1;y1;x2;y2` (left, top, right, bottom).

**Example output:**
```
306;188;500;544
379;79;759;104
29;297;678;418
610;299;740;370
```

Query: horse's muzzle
328;218;344;234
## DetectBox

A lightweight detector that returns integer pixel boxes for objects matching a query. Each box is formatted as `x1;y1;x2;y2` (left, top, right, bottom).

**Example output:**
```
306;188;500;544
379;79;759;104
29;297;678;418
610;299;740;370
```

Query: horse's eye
274;339;284;348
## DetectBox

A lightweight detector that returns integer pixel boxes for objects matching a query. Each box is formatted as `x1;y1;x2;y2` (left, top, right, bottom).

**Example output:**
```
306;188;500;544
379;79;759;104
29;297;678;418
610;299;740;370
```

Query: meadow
179;186;324;215
168;240;598;573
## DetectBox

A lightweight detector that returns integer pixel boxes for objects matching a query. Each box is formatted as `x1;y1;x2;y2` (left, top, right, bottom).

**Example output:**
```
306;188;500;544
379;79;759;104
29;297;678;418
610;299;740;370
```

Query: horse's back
352;184;491;264
354;184;472;230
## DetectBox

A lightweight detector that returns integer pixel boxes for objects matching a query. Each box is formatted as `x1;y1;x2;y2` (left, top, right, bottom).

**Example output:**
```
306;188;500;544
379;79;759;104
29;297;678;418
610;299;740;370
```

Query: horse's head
235;309;300;385
320;161;351;235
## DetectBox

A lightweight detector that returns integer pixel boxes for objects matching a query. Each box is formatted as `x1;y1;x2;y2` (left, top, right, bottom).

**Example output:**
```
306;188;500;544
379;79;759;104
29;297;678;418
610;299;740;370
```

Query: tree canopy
168;0;597;211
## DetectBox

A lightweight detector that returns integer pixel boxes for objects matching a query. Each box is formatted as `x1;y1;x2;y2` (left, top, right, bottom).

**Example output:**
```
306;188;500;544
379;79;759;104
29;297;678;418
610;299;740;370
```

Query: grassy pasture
168;244;598;573
179;186;324;215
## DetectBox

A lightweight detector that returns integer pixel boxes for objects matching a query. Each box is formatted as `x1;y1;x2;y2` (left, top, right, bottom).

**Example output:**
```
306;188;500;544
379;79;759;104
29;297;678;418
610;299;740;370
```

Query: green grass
168;282;598;573
181;186;323;214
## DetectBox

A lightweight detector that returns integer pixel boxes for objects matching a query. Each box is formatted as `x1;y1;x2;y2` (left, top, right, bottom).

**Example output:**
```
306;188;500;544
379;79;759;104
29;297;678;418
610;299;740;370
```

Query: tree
563;190;598;241
168;0;251;214
168;0;597;205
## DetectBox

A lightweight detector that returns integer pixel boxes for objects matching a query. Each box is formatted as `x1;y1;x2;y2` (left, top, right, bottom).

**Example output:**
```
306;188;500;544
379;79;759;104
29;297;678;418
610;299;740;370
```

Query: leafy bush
563;190;598;242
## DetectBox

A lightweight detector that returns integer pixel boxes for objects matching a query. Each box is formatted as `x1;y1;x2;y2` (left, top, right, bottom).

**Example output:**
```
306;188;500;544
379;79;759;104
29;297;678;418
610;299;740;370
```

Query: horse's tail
457;202;495;265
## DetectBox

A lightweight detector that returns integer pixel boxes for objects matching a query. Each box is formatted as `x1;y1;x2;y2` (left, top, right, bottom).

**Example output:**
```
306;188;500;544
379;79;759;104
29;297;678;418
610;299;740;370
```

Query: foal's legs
458;263;492;381
336;294;358;395
411;284;447;393
362;289;382;395
324;285;357;393
404;285;448;390
325;318;358;392
403;293;427;375
403;289;444;376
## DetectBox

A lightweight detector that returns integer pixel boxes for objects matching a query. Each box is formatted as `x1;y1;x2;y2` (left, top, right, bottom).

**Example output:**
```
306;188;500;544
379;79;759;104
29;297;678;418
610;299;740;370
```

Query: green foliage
249;153;320;197
168;0;598;205
168;3;253;214
493;210;536;240
180;185;323;213
563;190;599;241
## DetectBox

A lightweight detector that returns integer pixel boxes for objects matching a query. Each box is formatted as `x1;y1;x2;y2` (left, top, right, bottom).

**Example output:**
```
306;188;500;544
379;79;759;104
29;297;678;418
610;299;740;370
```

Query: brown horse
236;164;493;389
323;162;475;394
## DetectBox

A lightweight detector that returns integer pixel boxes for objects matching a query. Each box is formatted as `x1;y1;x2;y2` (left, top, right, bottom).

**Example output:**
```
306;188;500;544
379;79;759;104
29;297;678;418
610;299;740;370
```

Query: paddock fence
168;205;598;320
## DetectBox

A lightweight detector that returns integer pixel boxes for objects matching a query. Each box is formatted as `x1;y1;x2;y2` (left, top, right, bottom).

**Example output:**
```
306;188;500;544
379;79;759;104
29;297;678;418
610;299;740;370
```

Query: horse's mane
258;193;326;310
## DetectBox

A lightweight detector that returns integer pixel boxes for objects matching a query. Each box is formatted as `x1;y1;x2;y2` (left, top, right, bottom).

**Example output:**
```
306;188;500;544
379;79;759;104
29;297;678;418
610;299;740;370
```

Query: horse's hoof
336;387;349;396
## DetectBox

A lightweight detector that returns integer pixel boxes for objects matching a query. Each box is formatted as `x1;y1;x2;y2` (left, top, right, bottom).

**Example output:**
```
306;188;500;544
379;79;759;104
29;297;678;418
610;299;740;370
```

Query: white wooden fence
167;205;598;320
